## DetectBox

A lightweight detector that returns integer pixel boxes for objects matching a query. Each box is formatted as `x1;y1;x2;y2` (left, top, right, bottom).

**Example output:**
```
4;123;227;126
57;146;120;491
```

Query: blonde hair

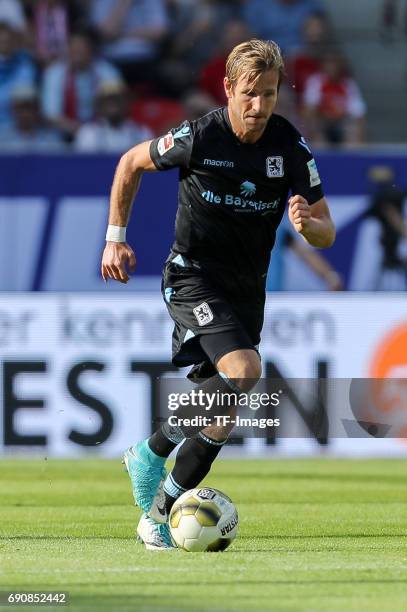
226;39;285;90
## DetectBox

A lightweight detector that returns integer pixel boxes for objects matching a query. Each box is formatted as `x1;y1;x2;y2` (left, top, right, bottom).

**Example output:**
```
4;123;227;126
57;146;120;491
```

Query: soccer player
101;39;336;549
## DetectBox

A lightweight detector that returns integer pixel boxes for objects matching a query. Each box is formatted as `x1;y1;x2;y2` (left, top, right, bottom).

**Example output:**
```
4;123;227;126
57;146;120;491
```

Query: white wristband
106;224;126;242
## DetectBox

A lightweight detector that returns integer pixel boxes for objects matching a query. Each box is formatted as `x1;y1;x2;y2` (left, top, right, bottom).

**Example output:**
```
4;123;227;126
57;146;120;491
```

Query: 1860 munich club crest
266;156;284;178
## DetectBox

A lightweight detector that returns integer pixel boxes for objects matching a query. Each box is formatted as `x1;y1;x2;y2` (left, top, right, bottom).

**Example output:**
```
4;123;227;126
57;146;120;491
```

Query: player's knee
235;360;261;391
218;351;262;391
202;407;237;441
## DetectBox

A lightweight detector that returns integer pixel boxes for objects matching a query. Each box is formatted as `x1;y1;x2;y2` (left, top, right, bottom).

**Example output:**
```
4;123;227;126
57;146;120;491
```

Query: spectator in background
273;80;298;126
0;0;26;27
286;13;332;107
0;1;36;128
350;166;407;290
161;0;243;95
41;26;121;140
23;0;84;67
182;89;217;120
302;51;366;146
88;0;169;85
366;166;407;290
199;20;252;105
130;94;185;136
0;84;64;150
0;0;26;29
243;0;325;56
380;0;398;43
75;79;152;152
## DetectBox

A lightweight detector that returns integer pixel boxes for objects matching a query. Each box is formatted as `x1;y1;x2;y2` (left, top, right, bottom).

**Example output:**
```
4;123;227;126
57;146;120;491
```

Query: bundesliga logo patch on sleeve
307;158;321;187
193;302;213;326
157;133;174;156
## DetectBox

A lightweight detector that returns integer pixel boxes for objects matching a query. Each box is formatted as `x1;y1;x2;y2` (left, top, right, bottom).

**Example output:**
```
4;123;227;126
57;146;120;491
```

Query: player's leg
124;368;242;531
131;346;260;549
122;259;194;524
126;308;256;517
123;431;180;547
125;362;243;523
161;346;261;517
122;440;168;523
132;256;261;546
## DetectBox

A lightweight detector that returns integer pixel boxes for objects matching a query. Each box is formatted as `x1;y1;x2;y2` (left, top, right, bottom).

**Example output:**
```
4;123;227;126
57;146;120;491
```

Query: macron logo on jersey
203;159;234;168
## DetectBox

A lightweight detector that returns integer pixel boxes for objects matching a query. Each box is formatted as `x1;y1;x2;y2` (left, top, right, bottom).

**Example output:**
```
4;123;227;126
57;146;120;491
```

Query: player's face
224;69;279;142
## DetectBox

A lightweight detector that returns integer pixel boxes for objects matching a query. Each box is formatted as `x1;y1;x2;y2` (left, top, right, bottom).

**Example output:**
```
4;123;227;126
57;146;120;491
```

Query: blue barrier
0;151;406;290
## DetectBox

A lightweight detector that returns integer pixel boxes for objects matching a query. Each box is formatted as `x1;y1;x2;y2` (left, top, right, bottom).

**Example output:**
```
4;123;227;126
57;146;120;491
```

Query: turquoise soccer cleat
123;441;168;523
136;513;175;551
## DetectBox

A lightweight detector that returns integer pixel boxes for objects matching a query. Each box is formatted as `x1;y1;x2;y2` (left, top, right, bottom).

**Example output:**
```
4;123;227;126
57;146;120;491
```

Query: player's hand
101;241;136;283
288;195;311;234
325;271;344;291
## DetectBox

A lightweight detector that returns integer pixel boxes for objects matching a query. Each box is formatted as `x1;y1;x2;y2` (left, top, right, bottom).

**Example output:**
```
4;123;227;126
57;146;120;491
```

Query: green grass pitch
1;457;407;611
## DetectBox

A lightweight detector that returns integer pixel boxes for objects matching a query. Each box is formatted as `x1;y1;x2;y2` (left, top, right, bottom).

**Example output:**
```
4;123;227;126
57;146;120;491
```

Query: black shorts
161;253;264;373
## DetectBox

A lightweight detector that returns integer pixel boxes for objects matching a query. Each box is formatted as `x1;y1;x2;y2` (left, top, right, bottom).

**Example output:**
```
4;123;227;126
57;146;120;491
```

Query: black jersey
150;107;324;300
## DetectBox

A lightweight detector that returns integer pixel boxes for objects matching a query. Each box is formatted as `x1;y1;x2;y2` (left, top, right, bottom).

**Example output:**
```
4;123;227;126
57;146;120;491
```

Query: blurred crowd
0;0;367;152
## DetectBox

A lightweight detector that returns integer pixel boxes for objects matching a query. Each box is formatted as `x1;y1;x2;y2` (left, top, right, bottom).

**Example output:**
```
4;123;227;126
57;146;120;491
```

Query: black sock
149;372;241;458
168;373;242;437
163;432;226;514
148;421;185;458
148;428;177;458
164;490;177;513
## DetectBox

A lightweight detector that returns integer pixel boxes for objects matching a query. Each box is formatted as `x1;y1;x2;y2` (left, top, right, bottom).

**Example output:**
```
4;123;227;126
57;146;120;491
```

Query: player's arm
288;195;336;249
101;140;156;283
288;129;335;248
102;120;192;283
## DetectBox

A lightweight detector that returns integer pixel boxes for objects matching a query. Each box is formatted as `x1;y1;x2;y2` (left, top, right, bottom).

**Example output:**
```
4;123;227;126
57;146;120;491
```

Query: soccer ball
169;487;238;552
